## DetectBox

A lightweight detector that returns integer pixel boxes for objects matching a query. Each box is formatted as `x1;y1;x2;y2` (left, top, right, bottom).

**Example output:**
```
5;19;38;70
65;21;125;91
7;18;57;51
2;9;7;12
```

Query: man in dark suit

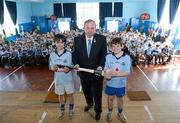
72;19;107;120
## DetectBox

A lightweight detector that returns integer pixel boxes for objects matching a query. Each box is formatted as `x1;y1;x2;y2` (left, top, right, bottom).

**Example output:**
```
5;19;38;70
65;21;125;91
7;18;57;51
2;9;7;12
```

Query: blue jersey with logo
104;53;131;88
49;50;73;84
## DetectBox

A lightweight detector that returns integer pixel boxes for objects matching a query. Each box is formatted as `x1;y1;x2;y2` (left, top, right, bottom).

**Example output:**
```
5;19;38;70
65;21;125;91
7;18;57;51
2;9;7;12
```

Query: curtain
63;3;76;29
157;0;166;23
53;3;62;18
5;1;17;25
0;0;4;24
170;0;180;24
99;2;112;28
114;2;123;17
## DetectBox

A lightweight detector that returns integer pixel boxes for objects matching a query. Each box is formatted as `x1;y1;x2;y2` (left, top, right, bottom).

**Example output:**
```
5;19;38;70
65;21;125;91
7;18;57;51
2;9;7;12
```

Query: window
0;24;3;35
58;21;70;32
170;1;180;39
107;20;118;32
160;0;170;28
76;3;99;29
58;18;71;32
3;1;16;37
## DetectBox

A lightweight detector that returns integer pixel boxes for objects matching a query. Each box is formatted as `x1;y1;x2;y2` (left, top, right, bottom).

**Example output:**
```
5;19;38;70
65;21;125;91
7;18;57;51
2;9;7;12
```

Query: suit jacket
73;33;107;71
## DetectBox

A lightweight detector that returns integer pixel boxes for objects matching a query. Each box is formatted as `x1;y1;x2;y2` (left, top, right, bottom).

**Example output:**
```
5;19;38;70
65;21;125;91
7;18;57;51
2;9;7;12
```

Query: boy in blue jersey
104;38;131;122
49;34;74;119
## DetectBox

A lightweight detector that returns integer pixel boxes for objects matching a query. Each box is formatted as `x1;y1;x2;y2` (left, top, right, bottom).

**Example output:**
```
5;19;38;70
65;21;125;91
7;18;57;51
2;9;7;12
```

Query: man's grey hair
84;19;96;27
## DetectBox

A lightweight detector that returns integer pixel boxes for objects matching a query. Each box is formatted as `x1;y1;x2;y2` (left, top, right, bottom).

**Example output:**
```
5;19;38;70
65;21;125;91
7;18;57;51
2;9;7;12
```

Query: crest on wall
140;13;150;20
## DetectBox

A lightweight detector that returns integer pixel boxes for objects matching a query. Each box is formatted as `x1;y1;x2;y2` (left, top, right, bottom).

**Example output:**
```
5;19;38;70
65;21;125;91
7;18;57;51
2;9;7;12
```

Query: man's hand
74;64;80;69
95;66;103;76
97;66;103;71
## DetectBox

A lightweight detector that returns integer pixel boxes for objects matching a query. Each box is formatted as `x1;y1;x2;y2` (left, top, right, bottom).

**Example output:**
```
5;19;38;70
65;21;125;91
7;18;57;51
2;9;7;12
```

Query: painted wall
30;0;157;22
123;0;157;22
31;1;53;17
141;0;157;22
17;2;32;24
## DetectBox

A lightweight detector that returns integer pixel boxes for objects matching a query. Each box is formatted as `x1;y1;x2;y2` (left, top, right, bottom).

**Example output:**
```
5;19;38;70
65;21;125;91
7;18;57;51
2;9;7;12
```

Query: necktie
87;39;92;58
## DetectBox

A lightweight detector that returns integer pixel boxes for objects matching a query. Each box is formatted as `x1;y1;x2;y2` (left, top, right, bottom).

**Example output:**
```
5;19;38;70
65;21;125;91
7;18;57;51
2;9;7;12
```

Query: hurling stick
56;64;105;76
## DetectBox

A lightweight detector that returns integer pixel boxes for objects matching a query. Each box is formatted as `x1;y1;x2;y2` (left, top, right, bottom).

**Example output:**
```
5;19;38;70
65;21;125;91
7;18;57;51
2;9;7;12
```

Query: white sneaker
106;111;112;122
69;110;74;118
59;111;65;119
117;112;127;123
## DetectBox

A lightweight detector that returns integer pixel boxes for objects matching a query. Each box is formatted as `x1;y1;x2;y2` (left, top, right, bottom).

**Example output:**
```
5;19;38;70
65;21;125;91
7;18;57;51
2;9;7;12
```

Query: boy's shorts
55;82;74;95
105;86;125;97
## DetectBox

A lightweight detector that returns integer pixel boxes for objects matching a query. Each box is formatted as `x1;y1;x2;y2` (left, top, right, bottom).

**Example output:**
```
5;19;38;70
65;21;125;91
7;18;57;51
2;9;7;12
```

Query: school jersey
145;47;152;55
49;49;73;84
152;47;160;55
104;52;131;88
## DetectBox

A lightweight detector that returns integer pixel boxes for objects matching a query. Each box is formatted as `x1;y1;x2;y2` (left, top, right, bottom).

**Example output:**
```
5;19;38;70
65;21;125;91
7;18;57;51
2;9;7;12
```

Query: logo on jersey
57;58;62;61
121;62;125;66
63;59;67;63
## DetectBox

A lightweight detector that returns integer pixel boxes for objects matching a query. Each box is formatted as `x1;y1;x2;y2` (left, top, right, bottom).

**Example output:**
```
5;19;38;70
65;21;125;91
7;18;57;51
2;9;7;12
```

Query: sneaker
106;112;112;122
59;111;65;119
69;110;74;118
117;112;127;123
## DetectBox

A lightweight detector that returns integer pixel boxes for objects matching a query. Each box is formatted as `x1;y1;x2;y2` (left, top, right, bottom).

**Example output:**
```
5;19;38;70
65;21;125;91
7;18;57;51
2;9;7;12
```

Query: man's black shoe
95;113;101;121
84;105;92;112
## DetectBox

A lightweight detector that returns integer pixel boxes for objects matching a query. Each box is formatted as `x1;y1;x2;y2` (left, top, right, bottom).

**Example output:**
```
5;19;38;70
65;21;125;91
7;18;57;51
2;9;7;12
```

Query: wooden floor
0;59;180;123
1;91;180;123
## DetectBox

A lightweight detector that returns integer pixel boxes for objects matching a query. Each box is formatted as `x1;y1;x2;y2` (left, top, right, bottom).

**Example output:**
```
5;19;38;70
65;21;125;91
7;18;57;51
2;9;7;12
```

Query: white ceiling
6;0;44;2
8;0;150;2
